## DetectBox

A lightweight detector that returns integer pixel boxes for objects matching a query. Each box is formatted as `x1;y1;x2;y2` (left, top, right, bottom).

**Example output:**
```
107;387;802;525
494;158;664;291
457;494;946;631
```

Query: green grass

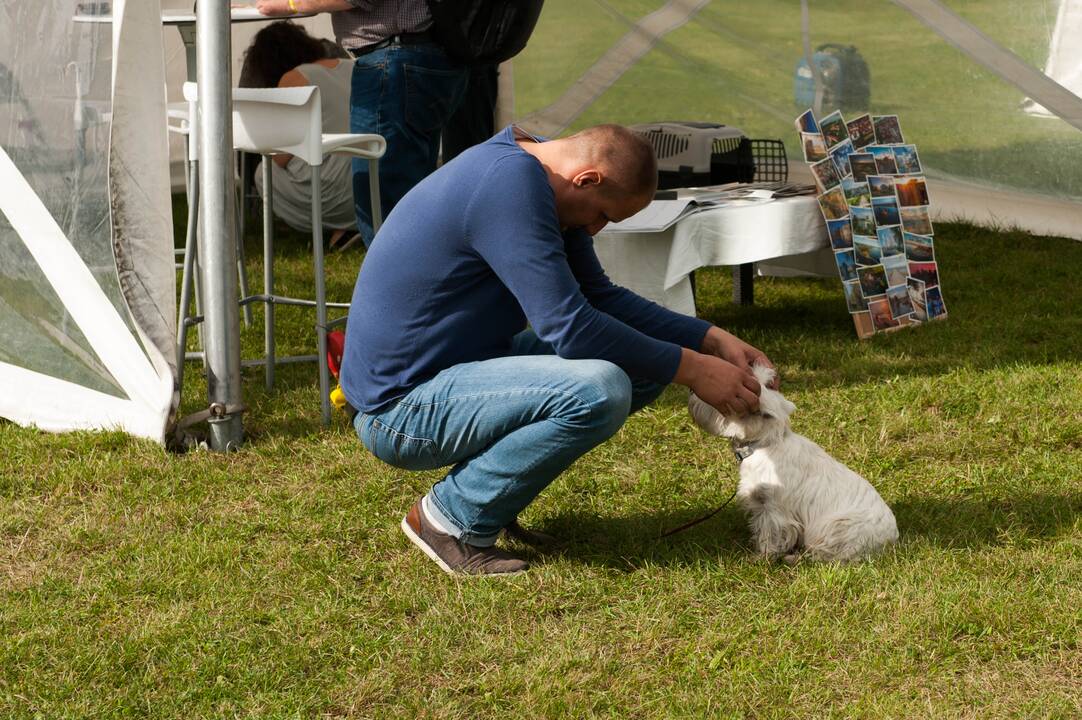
2;212;1080;717
515;0;1082;198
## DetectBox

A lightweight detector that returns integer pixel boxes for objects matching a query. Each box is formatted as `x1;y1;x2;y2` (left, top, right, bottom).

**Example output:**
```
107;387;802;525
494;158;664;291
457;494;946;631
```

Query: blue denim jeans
354;331;665;546
349;43;468;246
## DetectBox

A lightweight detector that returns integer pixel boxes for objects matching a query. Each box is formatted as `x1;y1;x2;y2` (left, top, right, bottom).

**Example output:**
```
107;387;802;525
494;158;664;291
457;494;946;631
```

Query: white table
594;194;833;316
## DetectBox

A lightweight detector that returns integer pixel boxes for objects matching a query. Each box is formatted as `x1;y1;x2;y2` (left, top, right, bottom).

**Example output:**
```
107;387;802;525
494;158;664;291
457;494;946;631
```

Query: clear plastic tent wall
0;0;176;442
512;0;1082;238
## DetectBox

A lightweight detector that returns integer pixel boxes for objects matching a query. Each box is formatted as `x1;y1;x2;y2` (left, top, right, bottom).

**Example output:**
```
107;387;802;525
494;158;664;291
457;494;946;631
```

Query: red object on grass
326;330;346;379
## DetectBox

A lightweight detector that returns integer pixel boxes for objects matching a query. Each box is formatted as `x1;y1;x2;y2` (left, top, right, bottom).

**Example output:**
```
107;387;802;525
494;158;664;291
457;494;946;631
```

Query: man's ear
572;169;602;188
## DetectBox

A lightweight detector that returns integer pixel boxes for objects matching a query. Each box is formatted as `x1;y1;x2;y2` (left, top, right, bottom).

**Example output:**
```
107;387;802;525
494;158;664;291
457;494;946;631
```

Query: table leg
733;263;755;306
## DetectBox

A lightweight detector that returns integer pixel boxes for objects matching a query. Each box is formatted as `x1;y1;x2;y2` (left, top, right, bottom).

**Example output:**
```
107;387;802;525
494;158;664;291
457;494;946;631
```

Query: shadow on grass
525;490;1081;569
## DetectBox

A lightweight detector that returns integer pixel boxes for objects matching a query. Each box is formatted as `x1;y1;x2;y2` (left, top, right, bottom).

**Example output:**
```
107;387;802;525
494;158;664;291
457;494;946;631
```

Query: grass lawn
2;211;1080;716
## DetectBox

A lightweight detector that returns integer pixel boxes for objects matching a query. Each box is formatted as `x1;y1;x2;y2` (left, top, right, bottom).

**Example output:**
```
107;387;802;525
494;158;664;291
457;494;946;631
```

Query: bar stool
177;82;386;425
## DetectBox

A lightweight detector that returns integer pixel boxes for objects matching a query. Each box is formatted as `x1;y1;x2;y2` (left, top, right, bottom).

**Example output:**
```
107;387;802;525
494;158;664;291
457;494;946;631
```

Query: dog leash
657;439;757;539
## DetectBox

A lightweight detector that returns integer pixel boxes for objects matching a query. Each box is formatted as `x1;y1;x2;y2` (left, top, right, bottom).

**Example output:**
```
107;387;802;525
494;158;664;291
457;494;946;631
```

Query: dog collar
731;439;762;462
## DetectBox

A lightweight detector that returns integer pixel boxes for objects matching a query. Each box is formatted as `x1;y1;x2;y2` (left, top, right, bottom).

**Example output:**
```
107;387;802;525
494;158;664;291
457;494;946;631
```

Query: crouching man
339;124;776;576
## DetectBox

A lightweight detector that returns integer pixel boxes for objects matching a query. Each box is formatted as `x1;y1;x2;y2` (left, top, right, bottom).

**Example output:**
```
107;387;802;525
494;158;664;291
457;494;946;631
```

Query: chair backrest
181;82;324;166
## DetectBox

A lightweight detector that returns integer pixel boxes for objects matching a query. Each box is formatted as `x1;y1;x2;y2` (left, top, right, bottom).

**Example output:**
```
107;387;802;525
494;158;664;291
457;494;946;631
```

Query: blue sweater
340;126;712;412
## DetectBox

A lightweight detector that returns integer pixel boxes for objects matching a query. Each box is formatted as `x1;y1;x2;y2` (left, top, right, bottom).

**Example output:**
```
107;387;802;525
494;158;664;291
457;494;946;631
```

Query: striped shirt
332;0;432;51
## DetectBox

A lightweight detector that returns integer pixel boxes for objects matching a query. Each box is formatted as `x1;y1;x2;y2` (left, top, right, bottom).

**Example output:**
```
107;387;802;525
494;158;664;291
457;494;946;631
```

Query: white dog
688;365;898;563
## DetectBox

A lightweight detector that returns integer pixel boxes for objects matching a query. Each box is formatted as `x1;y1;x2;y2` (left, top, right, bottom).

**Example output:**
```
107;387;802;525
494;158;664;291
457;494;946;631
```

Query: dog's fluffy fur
688;366;898;562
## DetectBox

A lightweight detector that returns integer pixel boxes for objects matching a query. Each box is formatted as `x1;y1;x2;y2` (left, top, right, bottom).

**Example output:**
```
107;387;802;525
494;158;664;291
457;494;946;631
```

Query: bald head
565;124;658;199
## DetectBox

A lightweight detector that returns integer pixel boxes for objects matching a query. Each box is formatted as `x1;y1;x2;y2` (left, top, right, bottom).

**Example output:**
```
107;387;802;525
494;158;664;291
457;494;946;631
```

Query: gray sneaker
401;500;529;576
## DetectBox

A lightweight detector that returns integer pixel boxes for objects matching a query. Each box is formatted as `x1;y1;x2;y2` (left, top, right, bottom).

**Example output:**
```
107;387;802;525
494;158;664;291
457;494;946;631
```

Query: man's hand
255;0;293;16
700;326;778;389
673;349;761;416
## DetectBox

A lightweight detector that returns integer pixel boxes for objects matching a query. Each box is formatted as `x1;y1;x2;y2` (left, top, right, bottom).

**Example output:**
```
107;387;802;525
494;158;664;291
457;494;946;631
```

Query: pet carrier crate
631;121;788;190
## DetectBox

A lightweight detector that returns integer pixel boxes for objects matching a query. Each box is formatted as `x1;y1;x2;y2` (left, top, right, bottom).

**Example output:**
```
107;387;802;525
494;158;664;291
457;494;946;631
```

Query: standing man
340;123;777;576
257;0;468;246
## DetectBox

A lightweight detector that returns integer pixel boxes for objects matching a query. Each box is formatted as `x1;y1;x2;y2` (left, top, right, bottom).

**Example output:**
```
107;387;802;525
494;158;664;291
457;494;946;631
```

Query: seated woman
240;21;359;249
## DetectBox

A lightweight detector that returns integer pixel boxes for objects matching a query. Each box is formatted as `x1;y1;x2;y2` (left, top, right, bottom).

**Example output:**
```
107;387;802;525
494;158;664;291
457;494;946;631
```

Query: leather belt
349;30;436;58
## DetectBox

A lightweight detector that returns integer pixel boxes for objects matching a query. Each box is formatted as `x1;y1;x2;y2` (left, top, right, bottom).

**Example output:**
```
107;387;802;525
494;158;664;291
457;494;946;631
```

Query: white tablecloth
594;195;832;315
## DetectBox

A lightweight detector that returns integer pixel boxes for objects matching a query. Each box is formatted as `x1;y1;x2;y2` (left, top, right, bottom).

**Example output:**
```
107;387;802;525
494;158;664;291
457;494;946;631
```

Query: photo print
900;206;934;235
849;153;878;182
903;232;935;261
907;277;928;321
925;285;947;319
869;146;899;175
820;110;848;148
895;176;930;207
854;236;882;266
893;144;922;174
796;108;819;133
811;156;842;191
873;115;904;144
877;225;904;256
818;186;849;220
868;297;900;330
882;252;908;287
853;311;875;339
858;264;889;297
830;138;856;176
842;178;871;207
886;285;915;319
846;114;876;149
835;249;858;282
908;261;940;288
827;217;854;249
851;206;877;236
867;174;896;198
872;196;901;226
843;280;868;312
802;132;828;162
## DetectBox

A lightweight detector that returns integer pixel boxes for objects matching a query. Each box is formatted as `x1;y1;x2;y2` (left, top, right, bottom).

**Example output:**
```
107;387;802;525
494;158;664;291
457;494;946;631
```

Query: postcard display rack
797;109;947;338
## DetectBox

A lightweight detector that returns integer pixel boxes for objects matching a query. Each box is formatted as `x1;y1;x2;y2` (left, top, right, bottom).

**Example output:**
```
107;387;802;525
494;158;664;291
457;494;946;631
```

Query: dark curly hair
239;21;343;89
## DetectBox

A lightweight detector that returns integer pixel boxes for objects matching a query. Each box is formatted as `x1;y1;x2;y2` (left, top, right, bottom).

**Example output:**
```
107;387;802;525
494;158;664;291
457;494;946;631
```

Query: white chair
177;82;386;425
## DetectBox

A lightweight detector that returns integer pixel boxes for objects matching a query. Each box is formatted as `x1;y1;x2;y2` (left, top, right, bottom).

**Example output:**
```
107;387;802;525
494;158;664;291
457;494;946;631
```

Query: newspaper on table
797;108;947;339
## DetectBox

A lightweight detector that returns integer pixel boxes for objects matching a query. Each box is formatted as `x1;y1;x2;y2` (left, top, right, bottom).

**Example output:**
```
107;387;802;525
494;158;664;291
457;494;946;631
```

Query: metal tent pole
196;0;244;450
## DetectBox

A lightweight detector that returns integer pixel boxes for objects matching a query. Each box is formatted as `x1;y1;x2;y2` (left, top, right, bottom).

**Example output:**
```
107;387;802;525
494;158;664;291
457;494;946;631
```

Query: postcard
849;153;878;182
842;178;871;207
854;236;882;266
818;186;849;220
883;253;908;287
811;156;842;192
867;174;895;198
846;114;876;149
872;196;901;226
844;280;868;312
827;217;854;249
835;249;858;282
903;232;934;261
820;110;848;148
868;297;900;330
895;176;930;207
858;264;889;297
926;285;947;319
893;144;922;174
869;145;899;175
908;261;940;288
796;109;819;133
900;206;934;235
886;285;914;319
873;115;904;144
830;138;856;176
801;132;828;162
877;225;904;256
853;311;875;339
851;206;877;236
907;277;928;321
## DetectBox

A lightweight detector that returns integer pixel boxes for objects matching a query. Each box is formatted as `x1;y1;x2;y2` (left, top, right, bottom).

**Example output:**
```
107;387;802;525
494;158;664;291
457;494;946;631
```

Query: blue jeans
354;331;665;546
349;43;468;246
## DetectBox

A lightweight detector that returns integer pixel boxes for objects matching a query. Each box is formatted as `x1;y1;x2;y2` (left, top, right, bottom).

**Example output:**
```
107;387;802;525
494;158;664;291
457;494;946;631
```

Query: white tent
2;0;1080;447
